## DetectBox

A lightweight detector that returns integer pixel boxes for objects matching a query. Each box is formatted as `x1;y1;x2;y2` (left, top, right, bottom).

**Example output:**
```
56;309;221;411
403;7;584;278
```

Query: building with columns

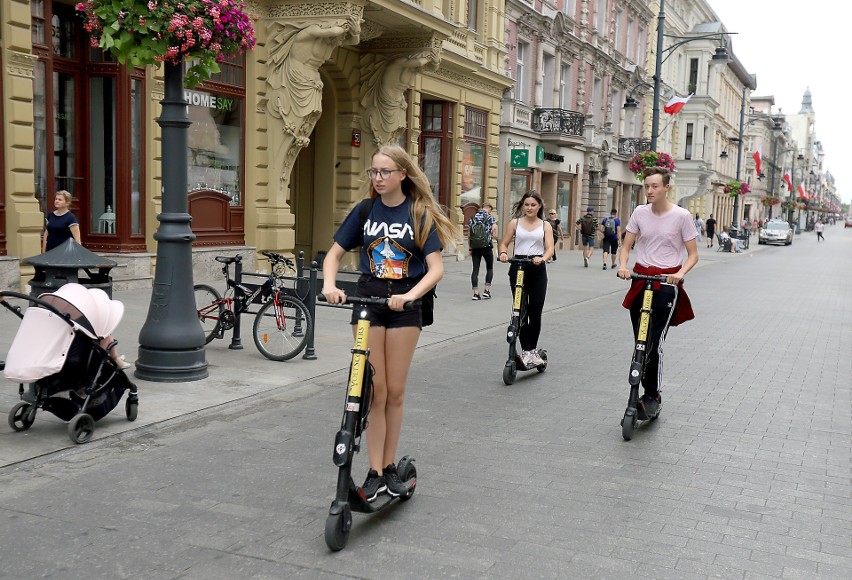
0;0;512;288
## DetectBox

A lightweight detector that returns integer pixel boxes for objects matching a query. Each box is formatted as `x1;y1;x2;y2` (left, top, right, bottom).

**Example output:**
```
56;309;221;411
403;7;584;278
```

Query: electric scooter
503;257;547;385
318;295;417;551
619;273;678;440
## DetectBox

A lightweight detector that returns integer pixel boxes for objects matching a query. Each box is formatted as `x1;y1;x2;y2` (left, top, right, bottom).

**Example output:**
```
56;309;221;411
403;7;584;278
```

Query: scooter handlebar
616;272;682;284
317;295;420;309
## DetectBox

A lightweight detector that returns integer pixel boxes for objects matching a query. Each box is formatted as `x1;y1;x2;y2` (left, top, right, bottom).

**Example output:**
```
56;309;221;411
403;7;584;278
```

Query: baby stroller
1;283;139;444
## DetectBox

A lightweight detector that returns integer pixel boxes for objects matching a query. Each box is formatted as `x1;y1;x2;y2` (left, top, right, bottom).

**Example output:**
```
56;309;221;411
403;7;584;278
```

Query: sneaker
519;350;533;367
528;350;544;367
612;263;617;270
638;393;662;419
118;355;132;370
360;469;386;502
584;257;589;267
602;264;607;270
482;289;491;299
383;463;407;497
471;293;481;301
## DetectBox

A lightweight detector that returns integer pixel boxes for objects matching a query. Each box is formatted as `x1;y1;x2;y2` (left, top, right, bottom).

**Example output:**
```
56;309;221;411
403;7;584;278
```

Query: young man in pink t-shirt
616;167;699;419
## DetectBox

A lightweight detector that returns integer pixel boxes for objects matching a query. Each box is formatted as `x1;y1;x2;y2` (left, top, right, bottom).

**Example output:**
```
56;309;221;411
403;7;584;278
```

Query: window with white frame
596;0;608;34
615;9;623;52
542;54;555;108
626;18;634;59
559;63;573;109
561;0;576;17
516;41;528;101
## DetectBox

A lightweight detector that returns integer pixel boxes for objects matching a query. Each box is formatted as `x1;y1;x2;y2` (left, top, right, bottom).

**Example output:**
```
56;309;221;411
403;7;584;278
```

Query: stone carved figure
360;50;439;147
266;18;359;197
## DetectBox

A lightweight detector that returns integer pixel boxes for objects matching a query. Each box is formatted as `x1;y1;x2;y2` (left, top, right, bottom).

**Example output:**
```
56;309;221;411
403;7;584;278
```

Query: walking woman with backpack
468;203;498;299
321;145;455;502
497;191;554;367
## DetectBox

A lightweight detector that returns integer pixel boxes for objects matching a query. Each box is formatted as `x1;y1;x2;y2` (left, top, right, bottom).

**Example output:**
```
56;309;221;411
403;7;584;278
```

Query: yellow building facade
0;0;511;289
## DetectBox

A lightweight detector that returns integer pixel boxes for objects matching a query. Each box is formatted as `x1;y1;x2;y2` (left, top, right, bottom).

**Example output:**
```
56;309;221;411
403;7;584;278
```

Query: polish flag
752;147;762;176
797;181;806;199
783;170;792;191
663;94;692;115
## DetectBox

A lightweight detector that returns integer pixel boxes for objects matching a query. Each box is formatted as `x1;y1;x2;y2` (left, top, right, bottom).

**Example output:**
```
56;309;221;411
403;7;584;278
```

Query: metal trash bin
24;239;118;298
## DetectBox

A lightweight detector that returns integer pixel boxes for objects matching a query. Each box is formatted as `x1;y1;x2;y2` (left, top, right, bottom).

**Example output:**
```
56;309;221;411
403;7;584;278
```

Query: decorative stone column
261;2;363;250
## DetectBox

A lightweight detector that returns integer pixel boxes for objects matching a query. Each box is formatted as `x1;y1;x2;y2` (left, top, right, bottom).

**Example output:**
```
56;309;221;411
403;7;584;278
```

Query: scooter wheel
536;350;548;373
621;411;635;441
502;360;517;385
324;511;351;552
397;456;417;501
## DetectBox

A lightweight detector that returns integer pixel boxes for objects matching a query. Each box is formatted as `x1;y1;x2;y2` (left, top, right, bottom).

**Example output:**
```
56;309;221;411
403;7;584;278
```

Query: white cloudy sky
707;0;848;204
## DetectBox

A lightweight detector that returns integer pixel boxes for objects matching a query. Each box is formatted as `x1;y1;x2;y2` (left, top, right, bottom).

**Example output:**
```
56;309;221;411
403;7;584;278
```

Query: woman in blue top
322;145;454;502
42;190;81;252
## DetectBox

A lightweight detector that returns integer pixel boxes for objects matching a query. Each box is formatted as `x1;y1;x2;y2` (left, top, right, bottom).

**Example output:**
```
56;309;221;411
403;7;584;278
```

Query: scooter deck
512;349;548;372
347;476;416;514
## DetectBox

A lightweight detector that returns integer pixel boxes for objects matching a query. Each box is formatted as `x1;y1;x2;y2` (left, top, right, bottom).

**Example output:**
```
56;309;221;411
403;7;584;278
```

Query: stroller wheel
68;413;95;444
125;397;138;422
9;402;36;432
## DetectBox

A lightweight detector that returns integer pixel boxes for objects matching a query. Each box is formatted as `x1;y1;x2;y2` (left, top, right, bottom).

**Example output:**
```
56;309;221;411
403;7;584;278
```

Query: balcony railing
532;108;585;137
618;137;652;157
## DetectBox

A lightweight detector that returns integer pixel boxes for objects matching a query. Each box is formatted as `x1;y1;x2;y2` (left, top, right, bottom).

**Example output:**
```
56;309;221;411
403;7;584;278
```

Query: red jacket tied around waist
622;263;694;327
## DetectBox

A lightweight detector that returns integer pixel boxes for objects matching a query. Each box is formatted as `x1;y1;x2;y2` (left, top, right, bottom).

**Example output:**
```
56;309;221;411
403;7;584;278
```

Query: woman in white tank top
496;191;554;367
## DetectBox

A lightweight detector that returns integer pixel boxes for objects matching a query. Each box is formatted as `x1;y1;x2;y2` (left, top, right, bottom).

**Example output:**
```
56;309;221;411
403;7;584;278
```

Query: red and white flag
797;181;806;199
783;170;792;191
663;94;692;115
752;147;762;176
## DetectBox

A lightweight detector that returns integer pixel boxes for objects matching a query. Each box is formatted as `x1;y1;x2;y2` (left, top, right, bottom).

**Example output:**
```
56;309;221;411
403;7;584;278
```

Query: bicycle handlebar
317;295;420;310
262;251;295;269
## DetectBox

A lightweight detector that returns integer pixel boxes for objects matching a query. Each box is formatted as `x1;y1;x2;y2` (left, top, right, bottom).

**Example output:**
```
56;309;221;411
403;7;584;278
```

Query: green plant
76;0;256;87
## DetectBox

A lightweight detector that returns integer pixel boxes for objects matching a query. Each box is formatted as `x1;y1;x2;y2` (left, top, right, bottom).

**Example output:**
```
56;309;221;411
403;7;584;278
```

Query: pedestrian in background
693;213;703;242
497;191;554;368
576;206;598;267
42;190;81;253
815;219;825;242
468;203;497;299
546;209;563;262
321;145;455;502
600;208;621;270
705;214;717;248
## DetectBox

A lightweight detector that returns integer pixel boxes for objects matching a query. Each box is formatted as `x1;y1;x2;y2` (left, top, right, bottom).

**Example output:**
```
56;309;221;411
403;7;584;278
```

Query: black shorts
602;237;619;253
349;275;422;329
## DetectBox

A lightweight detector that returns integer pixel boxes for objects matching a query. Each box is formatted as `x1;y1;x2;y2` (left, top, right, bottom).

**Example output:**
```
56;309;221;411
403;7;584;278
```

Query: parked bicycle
193;251;312;361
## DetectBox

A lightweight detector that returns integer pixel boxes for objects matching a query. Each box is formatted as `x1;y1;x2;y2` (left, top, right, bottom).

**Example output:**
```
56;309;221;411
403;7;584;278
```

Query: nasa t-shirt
334;196;442;279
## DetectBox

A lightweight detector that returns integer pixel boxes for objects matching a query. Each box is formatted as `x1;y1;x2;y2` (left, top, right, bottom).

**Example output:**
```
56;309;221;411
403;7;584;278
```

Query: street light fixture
648;0;735;151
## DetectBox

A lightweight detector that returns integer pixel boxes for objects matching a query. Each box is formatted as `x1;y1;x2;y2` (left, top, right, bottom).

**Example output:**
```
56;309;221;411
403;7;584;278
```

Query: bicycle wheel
194;284;223;344
253;294;312;361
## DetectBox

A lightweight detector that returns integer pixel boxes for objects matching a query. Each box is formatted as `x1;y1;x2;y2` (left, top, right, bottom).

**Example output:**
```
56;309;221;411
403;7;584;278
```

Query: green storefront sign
510;149;529;168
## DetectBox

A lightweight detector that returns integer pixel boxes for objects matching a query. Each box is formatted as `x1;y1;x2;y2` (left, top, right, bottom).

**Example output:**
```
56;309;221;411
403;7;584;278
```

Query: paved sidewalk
0;238;759;466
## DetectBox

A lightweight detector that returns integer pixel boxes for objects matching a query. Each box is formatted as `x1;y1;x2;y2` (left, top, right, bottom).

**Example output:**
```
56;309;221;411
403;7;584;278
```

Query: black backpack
580;215;595;237
468;218;490;249
603;217;616;237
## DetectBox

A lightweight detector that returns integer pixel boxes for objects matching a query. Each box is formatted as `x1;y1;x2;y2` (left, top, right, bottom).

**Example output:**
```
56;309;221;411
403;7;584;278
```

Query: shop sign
184;89;235;112
351;129;361;147
536;146;545;163
511;149;529;168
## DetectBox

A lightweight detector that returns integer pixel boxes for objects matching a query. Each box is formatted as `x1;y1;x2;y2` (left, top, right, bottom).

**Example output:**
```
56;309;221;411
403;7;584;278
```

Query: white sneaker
520;351;533;367
528;350;544;366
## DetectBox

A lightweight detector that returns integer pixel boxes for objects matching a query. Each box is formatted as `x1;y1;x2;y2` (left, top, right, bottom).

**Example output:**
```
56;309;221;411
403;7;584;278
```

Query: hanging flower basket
76;0;256;87
761;195;780;207
780;200;797;212
723;180;750;198
628;151;676;182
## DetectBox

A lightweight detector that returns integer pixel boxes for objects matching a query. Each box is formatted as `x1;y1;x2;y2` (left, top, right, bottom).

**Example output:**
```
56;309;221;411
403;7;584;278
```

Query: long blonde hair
365;145;455;249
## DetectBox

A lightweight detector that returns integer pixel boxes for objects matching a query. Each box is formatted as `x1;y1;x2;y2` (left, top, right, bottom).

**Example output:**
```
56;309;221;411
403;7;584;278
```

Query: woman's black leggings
471;247;494;288
508;260;547;351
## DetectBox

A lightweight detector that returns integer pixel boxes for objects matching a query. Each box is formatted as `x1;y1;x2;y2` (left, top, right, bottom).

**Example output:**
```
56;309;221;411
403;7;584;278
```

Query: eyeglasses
549;212;556;215
366;168;403;180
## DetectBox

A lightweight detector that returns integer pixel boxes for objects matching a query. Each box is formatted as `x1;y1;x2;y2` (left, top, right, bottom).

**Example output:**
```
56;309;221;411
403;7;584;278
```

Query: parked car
845;217;852;228
758;221;793;245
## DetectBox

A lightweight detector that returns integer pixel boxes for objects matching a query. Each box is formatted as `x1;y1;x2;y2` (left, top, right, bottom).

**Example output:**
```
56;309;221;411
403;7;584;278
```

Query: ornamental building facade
0;0;511;288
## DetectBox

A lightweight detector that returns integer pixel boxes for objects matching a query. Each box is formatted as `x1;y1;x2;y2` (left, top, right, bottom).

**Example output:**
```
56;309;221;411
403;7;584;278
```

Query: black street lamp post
136;59;208;382
647;0;733;151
